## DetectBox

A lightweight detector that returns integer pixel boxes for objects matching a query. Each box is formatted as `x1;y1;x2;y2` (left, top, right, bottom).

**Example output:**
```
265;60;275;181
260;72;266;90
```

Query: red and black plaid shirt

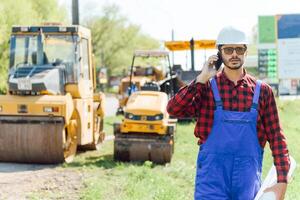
167;70;290;183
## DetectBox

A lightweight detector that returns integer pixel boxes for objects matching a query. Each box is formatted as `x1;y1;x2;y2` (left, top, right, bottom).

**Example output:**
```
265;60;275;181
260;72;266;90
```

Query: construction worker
167;26;290;200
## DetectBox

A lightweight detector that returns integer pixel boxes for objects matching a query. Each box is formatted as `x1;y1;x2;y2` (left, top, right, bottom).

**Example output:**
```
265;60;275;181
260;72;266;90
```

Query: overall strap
251;80;262;111
210;77;223;110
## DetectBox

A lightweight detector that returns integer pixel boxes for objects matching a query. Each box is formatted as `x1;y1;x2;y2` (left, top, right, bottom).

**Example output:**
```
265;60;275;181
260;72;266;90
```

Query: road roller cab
0;25;105;163
116;51;167;115
114;50;177;164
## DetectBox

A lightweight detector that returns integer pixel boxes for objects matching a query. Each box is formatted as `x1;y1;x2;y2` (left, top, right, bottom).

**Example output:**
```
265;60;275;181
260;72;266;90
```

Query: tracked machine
0;25;105;163
114;50;177;164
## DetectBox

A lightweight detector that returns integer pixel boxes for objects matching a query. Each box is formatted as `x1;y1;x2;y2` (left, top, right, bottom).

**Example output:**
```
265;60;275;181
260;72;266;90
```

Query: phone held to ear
214;52;223;71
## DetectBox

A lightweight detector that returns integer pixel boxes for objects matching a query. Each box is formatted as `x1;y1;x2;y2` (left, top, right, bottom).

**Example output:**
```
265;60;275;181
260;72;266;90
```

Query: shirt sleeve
167;80;207;118
261;84;290;183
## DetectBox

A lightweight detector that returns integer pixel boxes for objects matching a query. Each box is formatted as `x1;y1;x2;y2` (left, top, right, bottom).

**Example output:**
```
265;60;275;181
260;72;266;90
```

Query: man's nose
232;50;238;57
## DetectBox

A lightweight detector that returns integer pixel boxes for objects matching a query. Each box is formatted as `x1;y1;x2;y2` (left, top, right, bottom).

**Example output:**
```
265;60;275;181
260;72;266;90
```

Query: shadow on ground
66;154;117;169
65;153;159;169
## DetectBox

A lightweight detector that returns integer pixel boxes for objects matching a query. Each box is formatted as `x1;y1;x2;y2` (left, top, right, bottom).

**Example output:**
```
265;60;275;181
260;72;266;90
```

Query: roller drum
114;133;173;164
0;116;68;164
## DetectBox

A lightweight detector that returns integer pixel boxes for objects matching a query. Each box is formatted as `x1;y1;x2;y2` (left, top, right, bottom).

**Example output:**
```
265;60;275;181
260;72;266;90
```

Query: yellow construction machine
116;58;167;115
114;50;178;164
165;39;216;87
0;25;105;163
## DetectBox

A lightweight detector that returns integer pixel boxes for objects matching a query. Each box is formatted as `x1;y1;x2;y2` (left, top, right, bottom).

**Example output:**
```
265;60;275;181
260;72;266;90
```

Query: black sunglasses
221;47;247;55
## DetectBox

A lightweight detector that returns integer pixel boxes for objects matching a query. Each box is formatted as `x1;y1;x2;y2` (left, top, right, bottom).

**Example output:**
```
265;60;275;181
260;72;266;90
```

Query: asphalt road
104;94;119;116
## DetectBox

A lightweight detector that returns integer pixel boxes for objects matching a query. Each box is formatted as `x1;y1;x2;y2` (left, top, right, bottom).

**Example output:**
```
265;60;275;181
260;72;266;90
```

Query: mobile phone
215;52;223;71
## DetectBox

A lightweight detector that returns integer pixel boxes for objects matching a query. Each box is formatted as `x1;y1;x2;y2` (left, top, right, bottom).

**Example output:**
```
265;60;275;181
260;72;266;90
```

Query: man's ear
244;45;248;57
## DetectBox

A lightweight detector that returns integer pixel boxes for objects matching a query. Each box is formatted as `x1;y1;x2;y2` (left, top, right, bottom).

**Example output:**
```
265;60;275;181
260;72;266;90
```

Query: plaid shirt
167;70;290;183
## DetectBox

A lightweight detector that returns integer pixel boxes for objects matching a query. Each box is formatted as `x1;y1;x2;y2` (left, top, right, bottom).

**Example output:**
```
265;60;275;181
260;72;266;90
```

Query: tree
85;4;160;76
247;24;258;56
0;2;160;91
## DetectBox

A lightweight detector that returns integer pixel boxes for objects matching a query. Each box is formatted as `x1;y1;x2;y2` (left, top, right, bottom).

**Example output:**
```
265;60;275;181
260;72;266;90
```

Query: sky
59;0;300;69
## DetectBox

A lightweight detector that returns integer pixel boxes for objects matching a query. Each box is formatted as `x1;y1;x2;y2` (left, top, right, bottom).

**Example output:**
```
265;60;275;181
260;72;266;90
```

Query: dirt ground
0;96;117;200
0;136;115;200
0;163;85;200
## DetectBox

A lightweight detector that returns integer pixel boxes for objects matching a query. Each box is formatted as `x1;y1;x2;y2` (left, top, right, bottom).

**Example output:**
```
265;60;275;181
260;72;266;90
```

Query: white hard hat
216;26;248;46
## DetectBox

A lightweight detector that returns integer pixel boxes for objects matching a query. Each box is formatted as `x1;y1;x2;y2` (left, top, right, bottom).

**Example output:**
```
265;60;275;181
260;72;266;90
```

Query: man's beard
223;58;243;70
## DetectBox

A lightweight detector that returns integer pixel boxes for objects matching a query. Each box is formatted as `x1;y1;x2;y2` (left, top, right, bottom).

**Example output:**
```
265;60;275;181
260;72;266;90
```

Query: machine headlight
128;113;134;119
147;114;164;121
125;112;134;119
154;114;164;120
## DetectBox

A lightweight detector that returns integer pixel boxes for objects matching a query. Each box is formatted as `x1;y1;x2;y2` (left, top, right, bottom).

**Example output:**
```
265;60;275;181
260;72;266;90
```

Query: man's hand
264;183;287;200
196;55;221;84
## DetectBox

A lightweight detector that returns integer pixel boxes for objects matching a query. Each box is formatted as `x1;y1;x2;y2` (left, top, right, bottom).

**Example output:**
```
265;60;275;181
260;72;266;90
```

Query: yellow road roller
0;25;105;163
114;50;177;164
116;61;166;115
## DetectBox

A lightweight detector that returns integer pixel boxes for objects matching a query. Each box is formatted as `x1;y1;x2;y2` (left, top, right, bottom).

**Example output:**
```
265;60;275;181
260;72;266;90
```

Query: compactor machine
114;50;177;164
0;25;105;163
116;60;166;115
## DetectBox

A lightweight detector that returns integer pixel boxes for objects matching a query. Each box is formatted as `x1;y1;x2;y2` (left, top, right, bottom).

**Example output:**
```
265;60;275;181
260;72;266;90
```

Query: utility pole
190;38;195;71
171;29;174;66
72;0;79;25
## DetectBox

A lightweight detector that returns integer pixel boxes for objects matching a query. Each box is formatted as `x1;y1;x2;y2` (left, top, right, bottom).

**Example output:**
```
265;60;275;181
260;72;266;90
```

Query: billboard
258;16;277;81
258;16;276;44
277;14;300;79
277;14;300;39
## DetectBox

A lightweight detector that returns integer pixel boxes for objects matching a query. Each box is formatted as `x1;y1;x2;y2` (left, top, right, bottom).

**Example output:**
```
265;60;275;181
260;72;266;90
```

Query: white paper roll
259;192;276;200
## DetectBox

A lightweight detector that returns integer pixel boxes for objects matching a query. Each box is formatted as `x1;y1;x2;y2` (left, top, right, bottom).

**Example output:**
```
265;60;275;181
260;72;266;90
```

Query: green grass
64;118;197;200
62;100;300;200
276;100;300;200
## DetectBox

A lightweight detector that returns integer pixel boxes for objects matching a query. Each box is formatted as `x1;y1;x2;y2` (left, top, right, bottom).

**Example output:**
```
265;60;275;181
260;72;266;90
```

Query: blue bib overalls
194;78;263;200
